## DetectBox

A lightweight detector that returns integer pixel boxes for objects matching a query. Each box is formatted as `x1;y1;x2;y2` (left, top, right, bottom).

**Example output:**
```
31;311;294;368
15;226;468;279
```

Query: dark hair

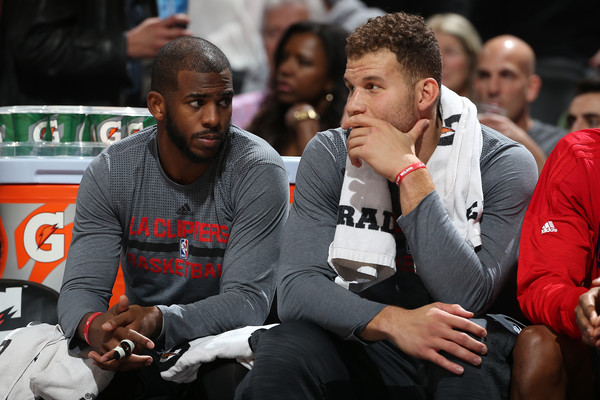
151;36;232;95
346;12;442;88
574;76;600;96
249;21;348;153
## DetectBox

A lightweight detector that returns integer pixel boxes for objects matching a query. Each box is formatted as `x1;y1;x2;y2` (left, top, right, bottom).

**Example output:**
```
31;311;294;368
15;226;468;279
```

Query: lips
193;132;223;141
277;79;293;94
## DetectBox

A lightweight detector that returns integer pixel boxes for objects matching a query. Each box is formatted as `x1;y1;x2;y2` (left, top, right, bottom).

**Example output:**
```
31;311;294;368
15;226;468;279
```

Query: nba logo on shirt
180;238;189;260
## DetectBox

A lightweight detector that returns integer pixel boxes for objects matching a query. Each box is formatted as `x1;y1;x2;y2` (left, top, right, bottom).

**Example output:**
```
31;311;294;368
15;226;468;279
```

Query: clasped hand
576;277;600;348
87;295;163;371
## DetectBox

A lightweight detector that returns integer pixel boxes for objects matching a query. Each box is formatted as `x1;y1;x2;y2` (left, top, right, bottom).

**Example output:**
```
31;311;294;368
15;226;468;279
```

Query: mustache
192;130;224;140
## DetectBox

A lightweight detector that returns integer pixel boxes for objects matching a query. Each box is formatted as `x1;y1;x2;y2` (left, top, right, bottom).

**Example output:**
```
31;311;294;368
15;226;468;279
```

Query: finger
438;339;483;367
115;295;130;315
164;13;190;25
579;293;598;320
592;277;600;287
91;353;153;372
435;303;475;319
446;329;487;355
425;349;466;375
404;119;430;142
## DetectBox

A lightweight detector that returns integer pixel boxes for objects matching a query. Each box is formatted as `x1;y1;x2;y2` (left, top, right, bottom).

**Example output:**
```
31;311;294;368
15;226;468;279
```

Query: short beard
165;111;217;164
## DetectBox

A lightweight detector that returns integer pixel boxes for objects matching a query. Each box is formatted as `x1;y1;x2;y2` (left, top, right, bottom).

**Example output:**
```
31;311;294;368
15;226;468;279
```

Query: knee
510;325;566;398
512;325;564;373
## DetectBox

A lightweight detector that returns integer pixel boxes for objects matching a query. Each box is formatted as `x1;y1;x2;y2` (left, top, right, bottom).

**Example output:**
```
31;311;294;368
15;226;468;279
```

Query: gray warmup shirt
277;126;538;340
58;125;289;350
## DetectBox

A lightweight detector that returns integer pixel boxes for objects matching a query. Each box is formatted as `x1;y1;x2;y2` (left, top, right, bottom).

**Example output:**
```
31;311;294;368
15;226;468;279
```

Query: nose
345;90;366;117
201;102;220;129
278;57;295;76
487;75;501;97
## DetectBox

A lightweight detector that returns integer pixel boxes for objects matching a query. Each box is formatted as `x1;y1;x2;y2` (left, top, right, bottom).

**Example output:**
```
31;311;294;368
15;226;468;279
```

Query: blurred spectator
565;76;600;132
187;0;269;94
321;0;384;33
0;0;192;107
241;0;325;94
426;13;481;100
474;34;567;173
248;21;348;155
469;1;600;126
233;0;320;129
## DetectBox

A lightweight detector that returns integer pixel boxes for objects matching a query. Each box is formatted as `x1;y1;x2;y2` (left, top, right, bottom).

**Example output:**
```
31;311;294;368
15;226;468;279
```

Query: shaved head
480;35;536;77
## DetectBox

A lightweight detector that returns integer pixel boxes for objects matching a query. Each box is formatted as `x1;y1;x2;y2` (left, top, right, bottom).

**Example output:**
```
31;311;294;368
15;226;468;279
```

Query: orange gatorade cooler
0;156;126;309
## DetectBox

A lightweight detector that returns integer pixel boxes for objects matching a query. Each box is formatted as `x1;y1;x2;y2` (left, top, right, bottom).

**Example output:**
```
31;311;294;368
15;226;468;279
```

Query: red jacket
518;129;600;338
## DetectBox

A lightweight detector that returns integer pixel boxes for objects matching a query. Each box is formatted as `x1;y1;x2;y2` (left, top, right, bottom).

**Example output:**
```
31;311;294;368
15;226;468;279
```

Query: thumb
405;119;430;142
116;295;130;315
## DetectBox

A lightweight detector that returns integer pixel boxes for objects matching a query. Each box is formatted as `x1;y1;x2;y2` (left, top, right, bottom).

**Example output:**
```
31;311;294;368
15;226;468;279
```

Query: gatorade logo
127;117;145;136
23;212;65;262
48;114;62;142
14;205;73;284
29;119;48;142
96;117;122;143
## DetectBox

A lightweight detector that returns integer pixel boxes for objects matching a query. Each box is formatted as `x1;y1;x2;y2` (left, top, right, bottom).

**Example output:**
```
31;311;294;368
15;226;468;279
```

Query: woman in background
248;21;348;156
427;13;481;100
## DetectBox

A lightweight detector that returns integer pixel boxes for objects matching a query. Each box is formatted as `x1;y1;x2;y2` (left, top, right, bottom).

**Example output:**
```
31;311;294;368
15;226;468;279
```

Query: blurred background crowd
1;0;599;157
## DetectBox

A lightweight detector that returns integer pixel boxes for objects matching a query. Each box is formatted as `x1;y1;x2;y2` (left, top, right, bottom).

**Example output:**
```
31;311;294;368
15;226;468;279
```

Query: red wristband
395;162;427;186
83;312;103;346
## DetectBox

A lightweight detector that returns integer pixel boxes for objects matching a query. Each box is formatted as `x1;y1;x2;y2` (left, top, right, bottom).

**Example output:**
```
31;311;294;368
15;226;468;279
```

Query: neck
415;116;442;164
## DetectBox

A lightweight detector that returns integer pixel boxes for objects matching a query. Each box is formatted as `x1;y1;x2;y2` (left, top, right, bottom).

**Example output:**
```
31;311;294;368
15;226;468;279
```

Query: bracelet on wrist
83;312;103;346
395;162;427;186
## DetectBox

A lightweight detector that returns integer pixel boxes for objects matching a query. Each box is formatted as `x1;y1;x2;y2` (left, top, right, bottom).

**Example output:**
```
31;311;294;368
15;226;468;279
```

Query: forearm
158;288;272;349
519;280;586;338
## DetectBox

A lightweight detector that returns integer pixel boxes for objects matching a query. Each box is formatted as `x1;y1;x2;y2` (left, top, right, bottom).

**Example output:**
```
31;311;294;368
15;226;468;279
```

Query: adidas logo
541;221;558;234
176;204;192;215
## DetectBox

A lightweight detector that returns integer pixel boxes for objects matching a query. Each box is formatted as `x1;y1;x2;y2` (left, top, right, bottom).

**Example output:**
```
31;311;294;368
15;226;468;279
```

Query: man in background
474;34;567;173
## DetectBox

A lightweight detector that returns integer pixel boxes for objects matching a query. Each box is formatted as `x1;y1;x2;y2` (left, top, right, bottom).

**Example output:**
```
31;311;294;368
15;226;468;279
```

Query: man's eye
220;98;232;107
588;117;600;128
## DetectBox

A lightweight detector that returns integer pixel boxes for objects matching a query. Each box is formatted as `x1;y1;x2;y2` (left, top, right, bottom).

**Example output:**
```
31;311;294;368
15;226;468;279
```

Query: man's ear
526;74;542;103
416;78;440;112
147;91;166;121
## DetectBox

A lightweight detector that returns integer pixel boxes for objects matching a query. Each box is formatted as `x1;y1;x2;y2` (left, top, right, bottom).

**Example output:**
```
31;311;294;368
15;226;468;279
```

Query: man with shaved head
474;34;566;172
58;36;289;399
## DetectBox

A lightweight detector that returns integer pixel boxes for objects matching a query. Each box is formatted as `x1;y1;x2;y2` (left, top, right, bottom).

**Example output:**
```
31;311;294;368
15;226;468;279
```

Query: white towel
0;322;114;400
159;324;278;383
429;87;483;248
328;158;397;292
328;86;483;291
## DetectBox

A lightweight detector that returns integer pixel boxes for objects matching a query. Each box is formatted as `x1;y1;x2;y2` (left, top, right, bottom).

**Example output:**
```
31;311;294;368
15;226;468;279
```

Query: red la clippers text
129;217;229;243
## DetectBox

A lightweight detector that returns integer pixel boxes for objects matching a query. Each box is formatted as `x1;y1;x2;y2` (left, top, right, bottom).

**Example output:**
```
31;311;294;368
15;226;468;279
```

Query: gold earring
325;93;333;102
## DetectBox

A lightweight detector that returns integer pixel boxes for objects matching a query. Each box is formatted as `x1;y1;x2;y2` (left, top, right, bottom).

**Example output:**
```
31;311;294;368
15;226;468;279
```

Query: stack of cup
0;105;157;157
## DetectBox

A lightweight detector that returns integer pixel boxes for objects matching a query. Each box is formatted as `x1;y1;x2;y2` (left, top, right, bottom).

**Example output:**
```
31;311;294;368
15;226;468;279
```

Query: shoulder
302;128;348;169
543;128;600;182
551;128;600;161
101;126;155;167
480;124;535;166
480;125;538;191
222;125;286;174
